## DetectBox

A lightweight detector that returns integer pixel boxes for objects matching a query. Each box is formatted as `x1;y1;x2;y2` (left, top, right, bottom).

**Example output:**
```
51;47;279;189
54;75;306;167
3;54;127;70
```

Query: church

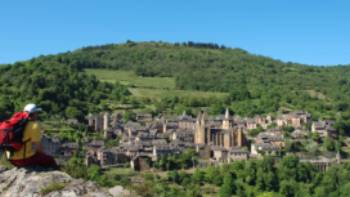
194;109;245;149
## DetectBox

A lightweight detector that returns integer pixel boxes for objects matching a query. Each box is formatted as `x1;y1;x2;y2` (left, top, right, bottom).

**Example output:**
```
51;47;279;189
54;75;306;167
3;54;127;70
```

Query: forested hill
1;41;350;119
36;41;350;92
0;60;129;121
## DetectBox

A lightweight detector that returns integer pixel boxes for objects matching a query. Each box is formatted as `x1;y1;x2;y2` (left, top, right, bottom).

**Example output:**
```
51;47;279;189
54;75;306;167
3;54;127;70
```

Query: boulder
0;166;129;197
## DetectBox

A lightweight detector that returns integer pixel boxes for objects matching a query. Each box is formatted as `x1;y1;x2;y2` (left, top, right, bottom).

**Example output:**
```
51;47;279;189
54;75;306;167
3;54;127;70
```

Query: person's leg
10;152;58;168
9;159;30;167
30;152;58;168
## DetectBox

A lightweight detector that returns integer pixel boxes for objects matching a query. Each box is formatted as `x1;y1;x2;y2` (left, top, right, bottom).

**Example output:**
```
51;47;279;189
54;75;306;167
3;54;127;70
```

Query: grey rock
0;167;122;197
108;185;131;197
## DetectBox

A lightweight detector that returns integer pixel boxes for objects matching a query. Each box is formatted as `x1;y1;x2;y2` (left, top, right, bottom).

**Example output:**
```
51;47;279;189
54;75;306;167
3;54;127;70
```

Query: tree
192;168;205;184
0;97;14;121
219;173;234;197
63;156;87;178
323;138;336;151
279;180;298;197
205;166;222;185
339;182;350;197
87;164;102;181
229;85;251;101
282;125;295;137
168;171;180;184
65;106;83;120
249;126;264;137
123;111;136;122
277;155;299;181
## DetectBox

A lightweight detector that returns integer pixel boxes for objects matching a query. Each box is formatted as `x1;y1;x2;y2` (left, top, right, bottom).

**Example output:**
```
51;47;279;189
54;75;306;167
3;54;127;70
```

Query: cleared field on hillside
85;69;175;89
86;69;228;100
129;88;227;100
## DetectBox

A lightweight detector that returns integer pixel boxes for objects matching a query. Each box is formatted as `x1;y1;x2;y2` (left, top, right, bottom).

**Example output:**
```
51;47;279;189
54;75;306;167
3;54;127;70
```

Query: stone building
194;109;245;149
152;145;180;161
251;131;285;157
227;147;249;162
276;111;311;128
41;135;61;156
87;112;110;132
177;111;196;130
311;120;336;137
136;113;153;125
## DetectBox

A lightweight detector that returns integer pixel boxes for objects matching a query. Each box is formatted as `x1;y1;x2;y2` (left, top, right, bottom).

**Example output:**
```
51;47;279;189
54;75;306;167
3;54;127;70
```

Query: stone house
311;120;336;137
86;112;109;132
95;149;129;167
276;111;311;129
251;131;285;157
255;131;285;148
251;143;281;157
136;113;153;125
162;120;179;133
130;154;152;171
211;146;228;162
152;145;180;161
171;130;194;143
41;135;61;156
255;116;269;129
246;119;258;130
227;147;249;162
291;129;307;139
60;142;79;158
177;112;196;130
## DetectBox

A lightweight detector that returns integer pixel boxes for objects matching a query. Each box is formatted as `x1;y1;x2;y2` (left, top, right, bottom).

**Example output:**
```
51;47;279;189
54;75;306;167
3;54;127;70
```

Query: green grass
130;88;227;100
85;69;176;89
85;68;228;100
105;167;136;176
103;167;136;187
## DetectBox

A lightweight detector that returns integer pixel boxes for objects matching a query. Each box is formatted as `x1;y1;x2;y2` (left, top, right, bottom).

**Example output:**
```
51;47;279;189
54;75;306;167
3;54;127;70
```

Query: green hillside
85;69;227;100
85;69;176;89
2;41;350;119
0;61;129;121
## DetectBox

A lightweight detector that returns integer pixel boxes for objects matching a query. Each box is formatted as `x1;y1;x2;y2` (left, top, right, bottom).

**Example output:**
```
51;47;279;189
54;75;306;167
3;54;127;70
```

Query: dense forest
64;154;350;197
0;60;129;121
1;41;350;120
151;155;350;197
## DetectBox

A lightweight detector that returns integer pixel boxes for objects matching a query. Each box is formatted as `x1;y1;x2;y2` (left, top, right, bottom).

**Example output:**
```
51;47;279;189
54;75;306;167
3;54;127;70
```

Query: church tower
237;129;243;147
222;108;232;130
195;111;206;144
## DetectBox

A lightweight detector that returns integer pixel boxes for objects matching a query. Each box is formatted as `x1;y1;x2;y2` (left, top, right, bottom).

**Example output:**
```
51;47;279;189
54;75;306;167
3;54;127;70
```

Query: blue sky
0;0;349;65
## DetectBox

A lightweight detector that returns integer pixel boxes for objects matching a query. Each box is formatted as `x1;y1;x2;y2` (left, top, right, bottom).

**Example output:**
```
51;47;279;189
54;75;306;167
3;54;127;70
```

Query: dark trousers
10;152;58;168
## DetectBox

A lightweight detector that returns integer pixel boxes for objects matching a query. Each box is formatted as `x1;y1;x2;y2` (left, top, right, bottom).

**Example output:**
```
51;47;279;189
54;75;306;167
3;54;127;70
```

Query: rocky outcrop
0;166;130;197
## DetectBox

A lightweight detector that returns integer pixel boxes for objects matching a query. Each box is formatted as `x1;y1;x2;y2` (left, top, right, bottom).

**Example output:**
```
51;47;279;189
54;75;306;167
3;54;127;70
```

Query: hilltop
1;41;350;119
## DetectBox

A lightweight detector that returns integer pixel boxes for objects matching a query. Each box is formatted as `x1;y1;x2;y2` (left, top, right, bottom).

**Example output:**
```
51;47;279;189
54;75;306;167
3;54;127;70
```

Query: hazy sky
1;0;349;65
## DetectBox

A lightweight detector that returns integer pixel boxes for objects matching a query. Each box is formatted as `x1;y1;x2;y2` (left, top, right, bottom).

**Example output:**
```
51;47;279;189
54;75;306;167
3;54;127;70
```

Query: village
41;109;342;172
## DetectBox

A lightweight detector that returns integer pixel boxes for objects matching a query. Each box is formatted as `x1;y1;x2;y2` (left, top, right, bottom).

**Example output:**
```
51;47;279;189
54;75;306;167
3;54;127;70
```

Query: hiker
8;104;58;168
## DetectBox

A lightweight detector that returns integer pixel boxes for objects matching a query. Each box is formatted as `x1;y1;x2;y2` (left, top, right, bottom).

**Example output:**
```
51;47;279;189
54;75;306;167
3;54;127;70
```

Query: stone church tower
195;111;206;145
222;108;232;129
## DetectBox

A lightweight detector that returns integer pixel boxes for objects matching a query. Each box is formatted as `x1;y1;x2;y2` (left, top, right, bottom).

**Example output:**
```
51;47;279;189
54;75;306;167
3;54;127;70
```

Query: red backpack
0;112;29;152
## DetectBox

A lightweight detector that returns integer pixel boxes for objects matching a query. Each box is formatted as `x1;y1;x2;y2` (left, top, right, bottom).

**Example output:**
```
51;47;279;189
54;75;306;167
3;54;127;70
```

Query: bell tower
222;108;231;129
195;111;206;144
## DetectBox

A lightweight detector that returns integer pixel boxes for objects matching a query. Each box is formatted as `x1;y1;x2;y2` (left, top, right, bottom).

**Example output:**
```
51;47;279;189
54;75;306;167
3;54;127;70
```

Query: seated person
8;103;58;169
